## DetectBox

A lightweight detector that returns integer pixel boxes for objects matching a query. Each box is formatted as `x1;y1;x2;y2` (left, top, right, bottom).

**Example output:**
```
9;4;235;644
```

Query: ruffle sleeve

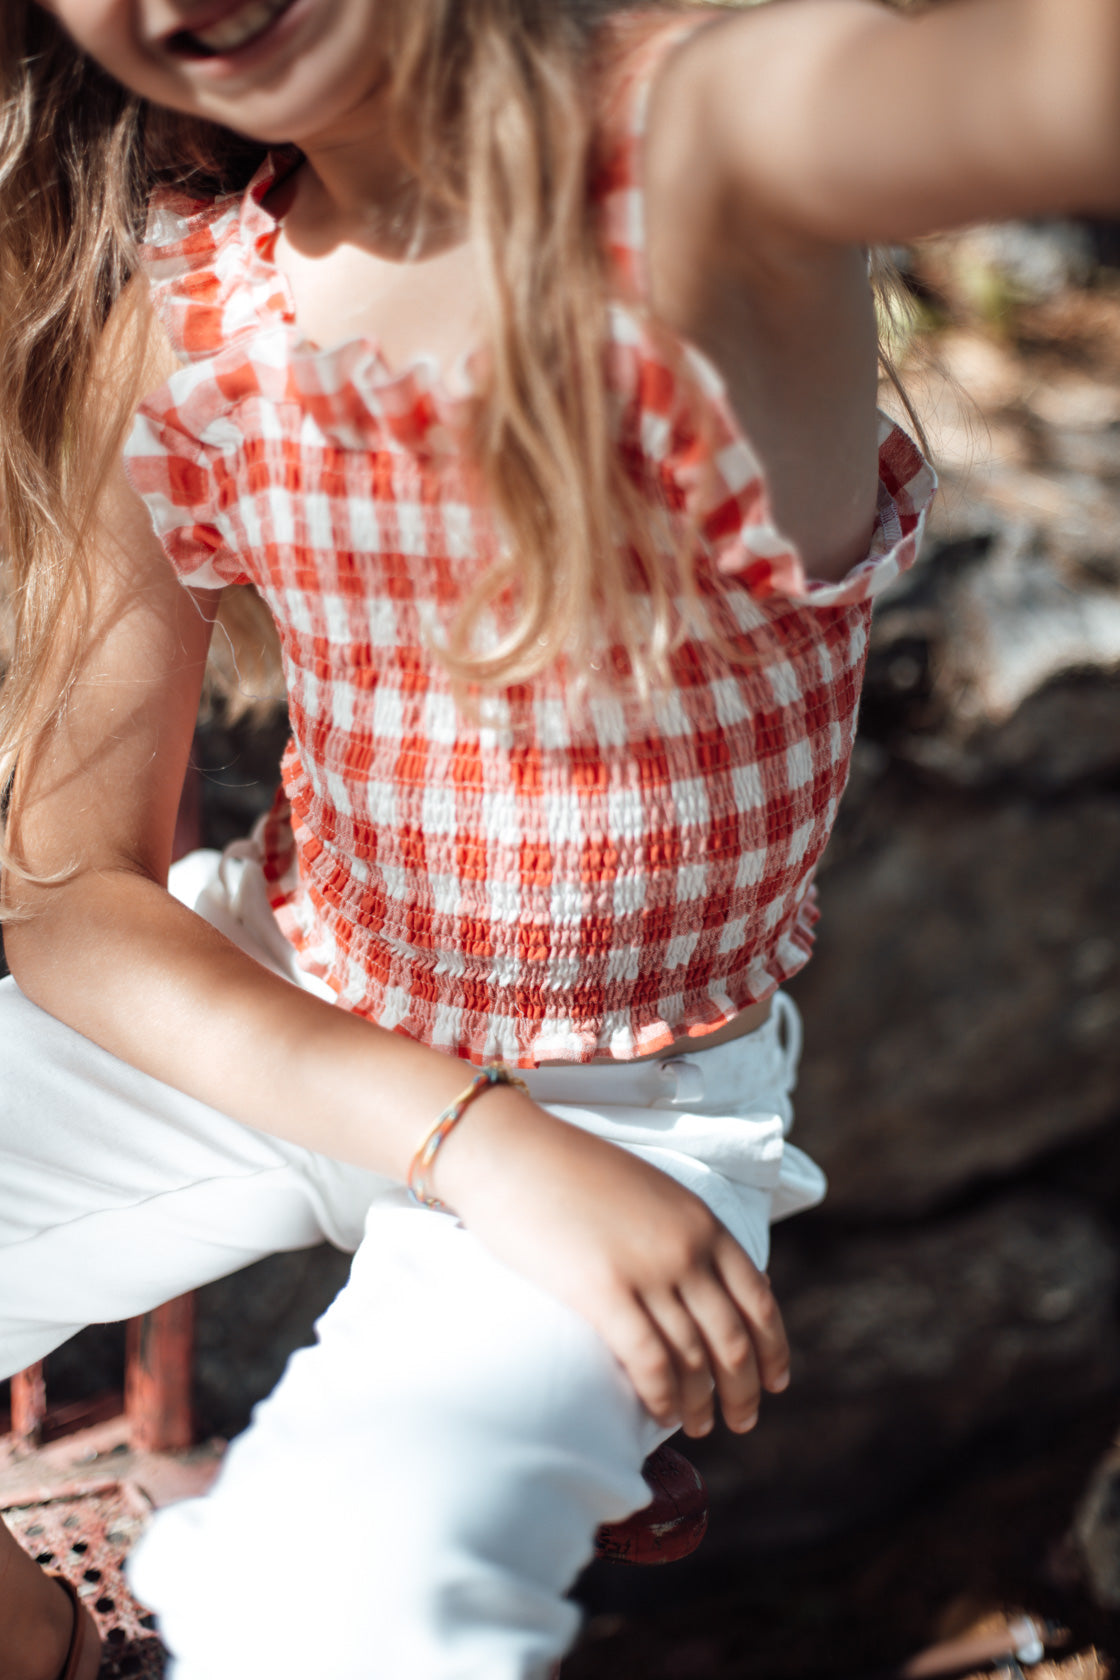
704;411;937;608
123;179;267;590
665;332;936;608
592;15;937;611
607;303;936;611
124;383;250;591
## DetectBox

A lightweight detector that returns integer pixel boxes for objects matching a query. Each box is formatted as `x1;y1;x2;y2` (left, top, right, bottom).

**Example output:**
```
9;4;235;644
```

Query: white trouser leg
129;1204;664;1680
126;984;823;1680
0;974;346;1378
0;848;387;1379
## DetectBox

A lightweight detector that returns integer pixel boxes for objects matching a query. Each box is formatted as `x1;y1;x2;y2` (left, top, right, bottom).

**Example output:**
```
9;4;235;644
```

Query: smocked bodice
124;13;934;1065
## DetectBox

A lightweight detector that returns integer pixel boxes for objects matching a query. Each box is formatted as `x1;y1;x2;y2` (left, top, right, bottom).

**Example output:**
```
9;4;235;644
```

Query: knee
130;1221;654;1677
131;1418;590;1679
129;1223;658;1680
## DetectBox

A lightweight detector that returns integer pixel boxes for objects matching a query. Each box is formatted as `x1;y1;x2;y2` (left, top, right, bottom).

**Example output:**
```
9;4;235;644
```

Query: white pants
0;845;824;1679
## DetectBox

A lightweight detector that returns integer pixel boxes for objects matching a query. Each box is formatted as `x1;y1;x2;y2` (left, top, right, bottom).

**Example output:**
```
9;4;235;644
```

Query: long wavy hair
0;0;685;866
0;0;921;903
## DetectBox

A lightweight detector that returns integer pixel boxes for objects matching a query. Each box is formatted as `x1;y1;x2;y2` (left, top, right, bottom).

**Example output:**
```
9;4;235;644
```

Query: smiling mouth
167;0;297;59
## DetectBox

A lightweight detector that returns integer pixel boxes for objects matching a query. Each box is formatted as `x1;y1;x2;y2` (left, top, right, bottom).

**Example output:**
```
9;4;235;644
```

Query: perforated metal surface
2;1439;704;1676
5;1483;167;1679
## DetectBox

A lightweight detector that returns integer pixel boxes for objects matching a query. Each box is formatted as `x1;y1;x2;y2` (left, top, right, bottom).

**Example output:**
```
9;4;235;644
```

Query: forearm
700;0;1120;251
886;0;1120;225
3;867;514;1180
984;0;1120;215
863;0;1120;228
4;864;795;1439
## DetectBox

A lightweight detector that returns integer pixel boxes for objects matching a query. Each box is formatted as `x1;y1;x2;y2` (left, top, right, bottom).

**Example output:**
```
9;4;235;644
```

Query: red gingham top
124;12;935;1067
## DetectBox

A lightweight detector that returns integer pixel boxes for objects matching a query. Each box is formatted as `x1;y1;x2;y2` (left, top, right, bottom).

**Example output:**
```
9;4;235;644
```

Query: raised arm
673;0;1120;248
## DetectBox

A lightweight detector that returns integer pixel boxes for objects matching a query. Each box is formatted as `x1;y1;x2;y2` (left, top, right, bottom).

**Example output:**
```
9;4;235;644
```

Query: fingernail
771;1370;790;1393
734;1411;759;1434
697;1416;714;1436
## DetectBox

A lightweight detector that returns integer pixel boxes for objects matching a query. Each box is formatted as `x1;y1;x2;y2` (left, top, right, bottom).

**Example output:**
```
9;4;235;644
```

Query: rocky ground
5;222;1120;1677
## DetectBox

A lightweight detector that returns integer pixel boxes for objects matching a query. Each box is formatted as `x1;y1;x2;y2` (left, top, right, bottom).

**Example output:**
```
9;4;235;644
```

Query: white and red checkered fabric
124;13;935;1066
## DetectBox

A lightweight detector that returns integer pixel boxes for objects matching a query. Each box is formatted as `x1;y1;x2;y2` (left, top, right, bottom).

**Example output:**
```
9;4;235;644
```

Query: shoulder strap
592;10;716;303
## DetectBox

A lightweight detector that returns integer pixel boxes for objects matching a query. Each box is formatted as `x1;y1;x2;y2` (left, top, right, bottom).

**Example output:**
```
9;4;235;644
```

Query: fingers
599;1292;688;1430
606;1267;789;1440
676;1270;764;1435
660;1240;790;1438
585;1219;790;1440
645;1288;719;1437
712;1234;791;1395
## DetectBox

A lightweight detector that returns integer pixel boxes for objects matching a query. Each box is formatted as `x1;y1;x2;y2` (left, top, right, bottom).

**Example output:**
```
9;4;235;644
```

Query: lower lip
175;0;313;82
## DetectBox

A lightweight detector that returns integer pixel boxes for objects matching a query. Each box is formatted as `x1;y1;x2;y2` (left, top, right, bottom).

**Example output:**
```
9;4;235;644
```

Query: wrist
425;1079;545;1213
406;1065;529;1211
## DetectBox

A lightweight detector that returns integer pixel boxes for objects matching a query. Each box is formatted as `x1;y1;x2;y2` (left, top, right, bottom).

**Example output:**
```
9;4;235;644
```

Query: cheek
46;0;152;93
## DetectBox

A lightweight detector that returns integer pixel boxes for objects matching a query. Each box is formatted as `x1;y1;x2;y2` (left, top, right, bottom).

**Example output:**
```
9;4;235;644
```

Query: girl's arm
3;294;789;1444
679;0;1120;247
641;0;1117;581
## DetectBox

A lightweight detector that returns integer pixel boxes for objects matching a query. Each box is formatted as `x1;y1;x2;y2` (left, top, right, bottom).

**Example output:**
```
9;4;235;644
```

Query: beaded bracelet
407;1063;528;1212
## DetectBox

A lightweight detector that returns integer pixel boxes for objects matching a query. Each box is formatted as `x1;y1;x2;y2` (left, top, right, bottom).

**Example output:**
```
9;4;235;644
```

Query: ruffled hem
267;868;819;1069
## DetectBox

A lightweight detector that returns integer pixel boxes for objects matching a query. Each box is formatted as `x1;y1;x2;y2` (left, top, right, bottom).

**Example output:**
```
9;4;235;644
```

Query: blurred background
3;3;1120;1676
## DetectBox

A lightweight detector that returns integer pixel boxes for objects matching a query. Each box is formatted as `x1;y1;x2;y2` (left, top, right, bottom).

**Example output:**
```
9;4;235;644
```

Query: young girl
0;0;1116;1676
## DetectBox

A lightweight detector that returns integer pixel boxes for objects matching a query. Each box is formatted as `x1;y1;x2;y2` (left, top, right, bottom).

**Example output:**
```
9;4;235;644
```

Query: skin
4;2;1119;1674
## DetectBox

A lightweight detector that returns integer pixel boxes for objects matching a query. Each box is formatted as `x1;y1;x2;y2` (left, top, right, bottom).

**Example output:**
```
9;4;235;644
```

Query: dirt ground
565;1400;1118;1679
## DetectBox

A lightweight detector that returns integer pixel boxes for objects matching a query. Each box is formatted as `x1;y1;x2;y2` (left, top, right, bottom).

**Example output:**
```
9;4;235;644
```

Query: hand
435;1088;790;1438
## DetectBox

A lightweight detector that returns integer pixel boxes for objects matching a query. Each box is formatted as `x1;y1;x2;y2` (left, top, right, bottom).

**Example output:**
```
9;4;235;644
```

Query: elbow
1;857;155;1001
2;921;48;1007
1;890;69;999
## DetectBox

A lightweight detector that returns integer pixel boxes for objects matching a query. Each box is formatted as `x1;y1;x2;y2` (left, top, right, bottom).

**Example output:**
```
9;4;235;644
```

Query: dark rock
685;1194;1120;1550
809;317;1120;1218
790;787;1120;1218
1071;1438;1120;1611
863;512;1120;791
193;704;290;855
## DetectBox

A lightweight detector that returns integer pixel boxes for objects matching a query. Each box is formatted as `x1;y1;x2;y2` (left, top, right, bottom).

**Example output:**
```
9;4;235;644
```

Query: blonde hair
391;0;690;689
0;0;266;894
0;2;690;864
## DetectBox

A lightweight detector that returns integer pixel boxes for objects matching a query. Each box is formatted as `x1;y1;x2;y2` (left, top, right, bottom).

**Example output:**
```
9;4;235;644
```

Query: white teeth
193;0;290;52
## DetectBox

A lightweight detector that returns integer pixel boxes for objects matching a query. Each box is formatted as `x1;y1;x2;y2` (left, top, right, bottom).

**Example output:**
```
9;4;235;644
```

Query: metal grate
5;1482;167;1680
